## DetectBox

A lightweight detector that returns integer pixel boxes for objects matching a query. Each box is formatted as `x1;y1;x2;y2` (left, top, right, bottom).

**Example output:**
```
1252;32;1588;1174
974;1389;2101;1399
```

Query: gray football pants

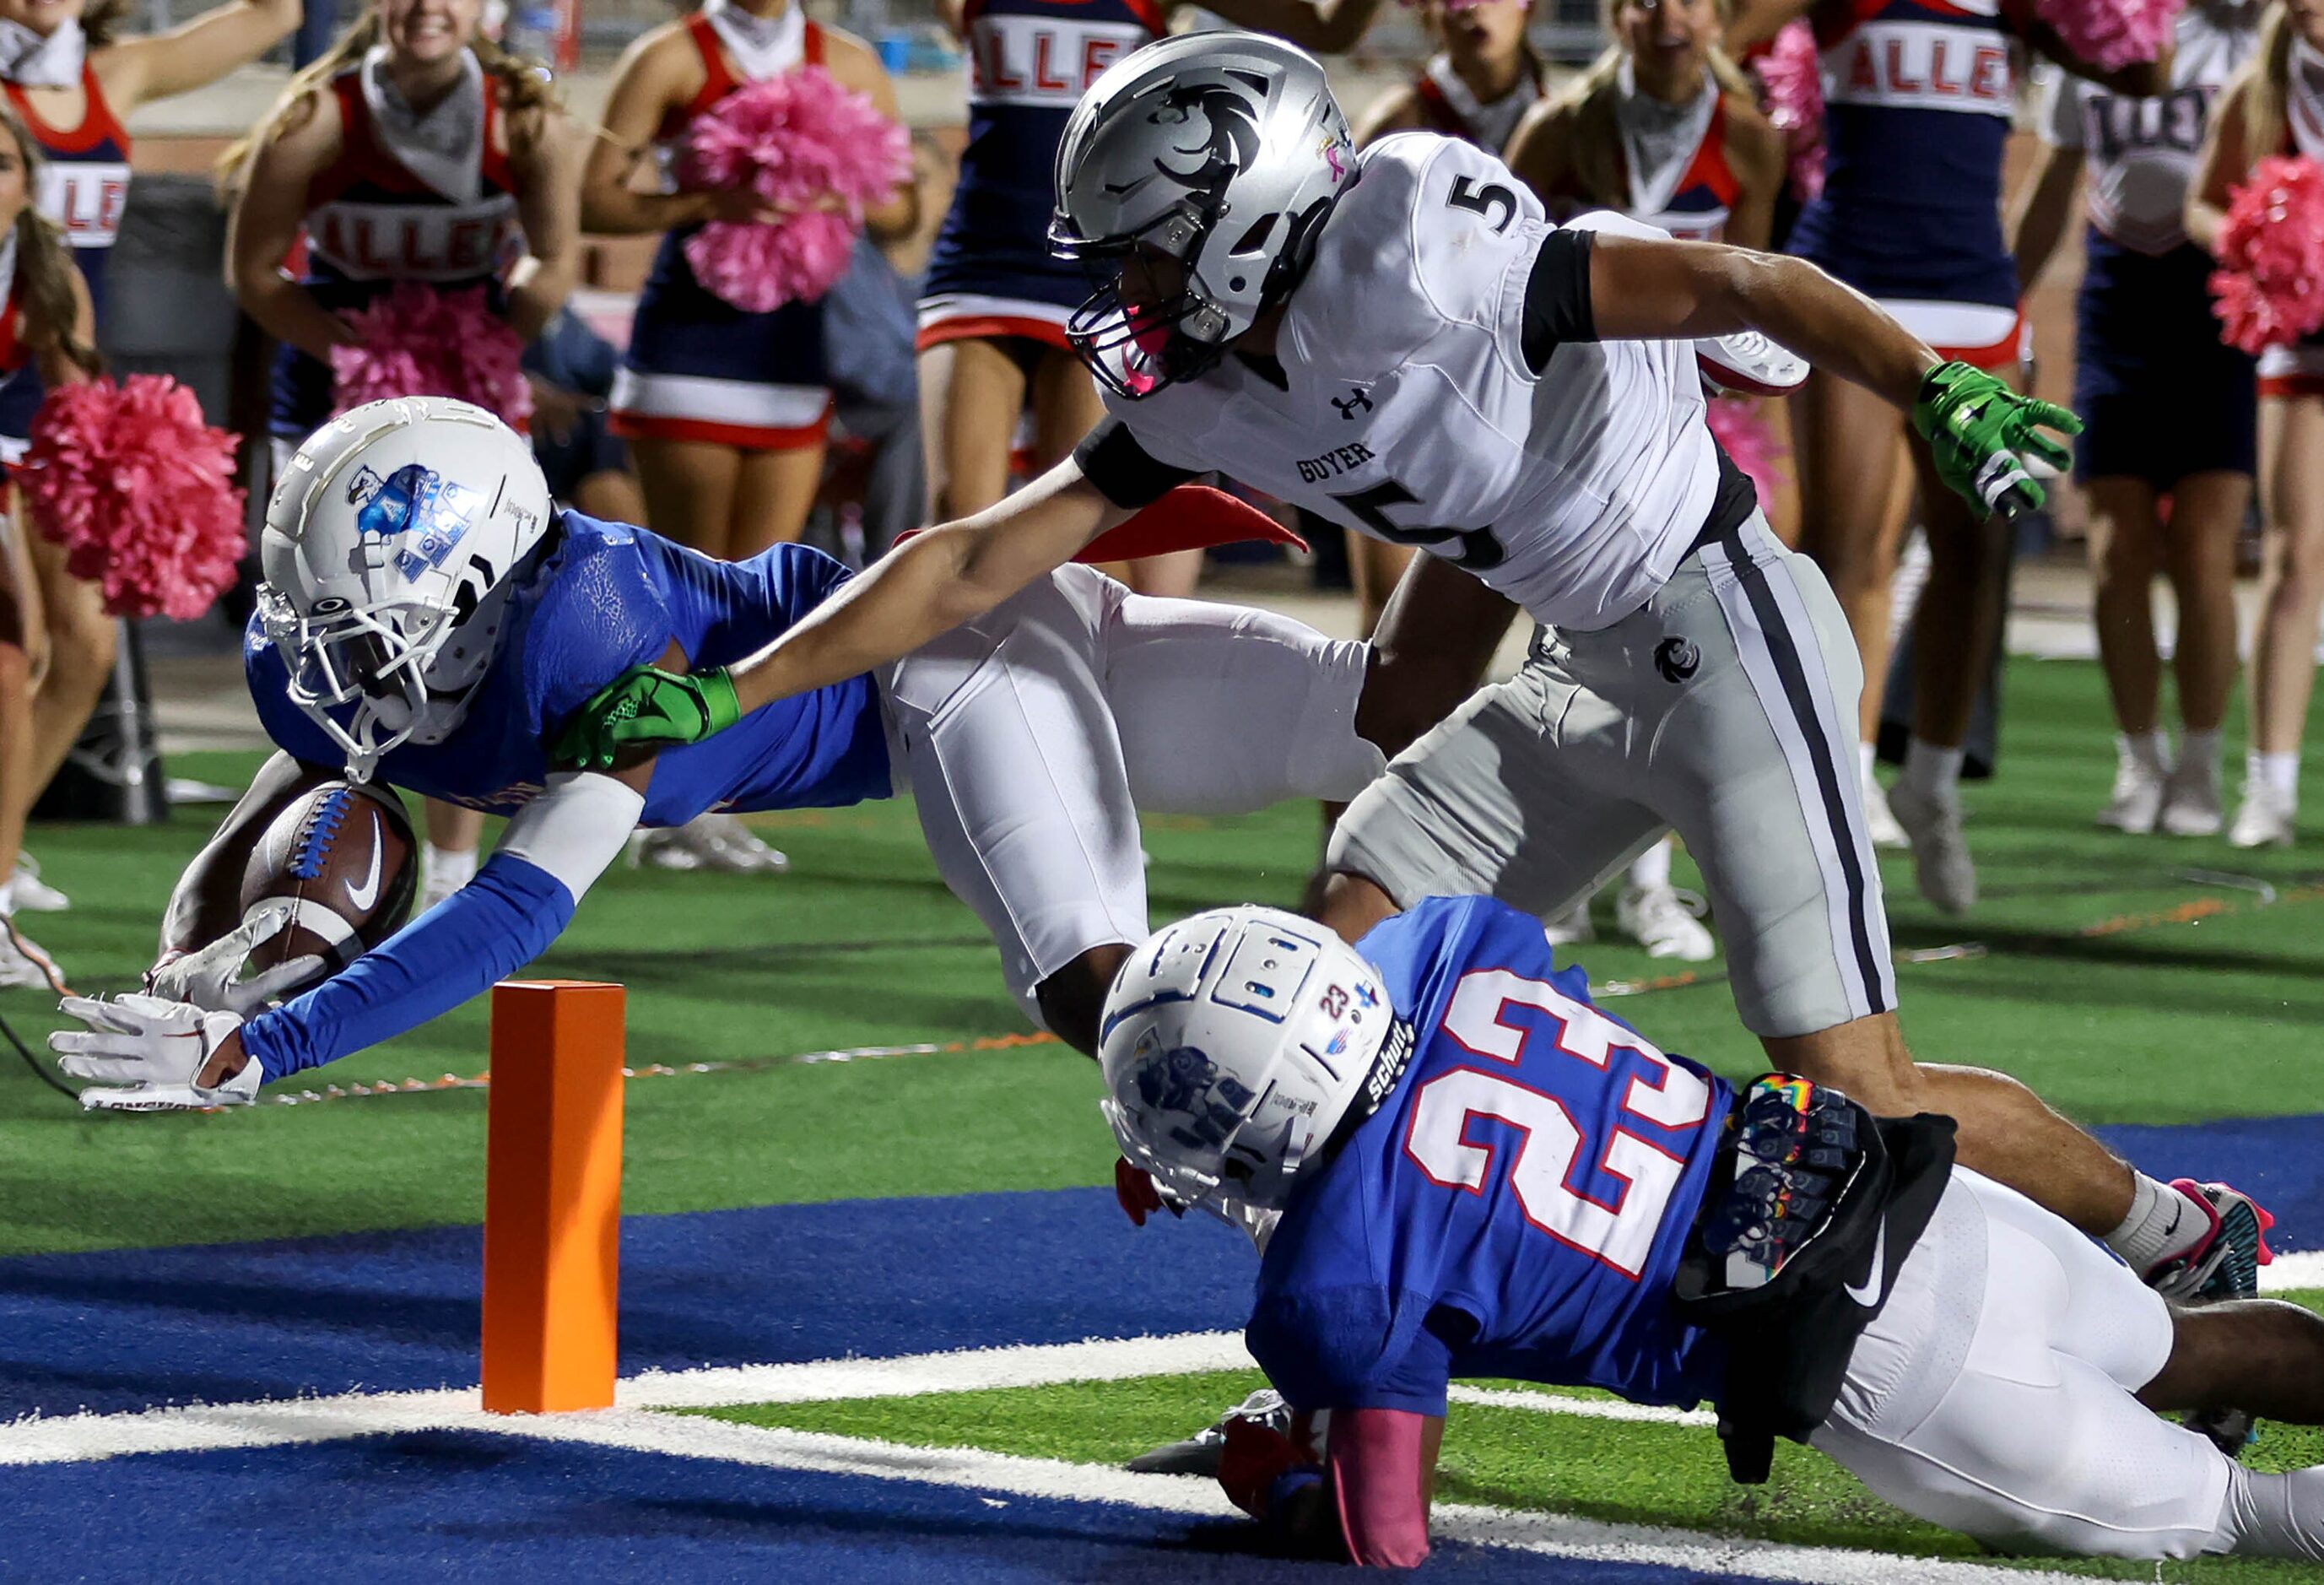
1330;512;1895;1039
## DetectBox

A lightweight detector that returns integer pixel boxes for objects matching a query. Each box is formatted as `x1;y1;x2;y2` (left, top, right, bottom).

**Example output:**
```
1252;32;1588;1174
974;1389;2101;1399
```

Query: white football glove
144;901;327;1016
49;993;260;1112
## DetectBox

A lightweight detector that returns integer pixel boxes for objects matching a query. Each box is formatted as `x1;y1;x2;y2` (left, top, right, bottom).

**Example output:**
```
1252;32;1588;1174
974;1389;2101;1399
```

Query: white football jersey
1105;133;1721;632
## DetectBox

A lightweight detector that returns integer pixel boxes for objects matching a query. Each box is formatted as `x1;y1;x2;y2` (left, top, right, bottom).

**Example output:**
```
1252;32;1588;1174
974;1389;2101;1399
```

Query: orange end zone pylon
482;980;626;1414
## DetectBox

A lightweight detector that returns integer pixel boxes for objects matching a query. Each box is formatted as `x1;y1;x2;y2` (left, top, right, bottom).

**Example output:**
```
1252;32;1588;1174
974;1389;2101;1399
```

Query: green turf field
5;652;2323;1578
3;655;2320;1257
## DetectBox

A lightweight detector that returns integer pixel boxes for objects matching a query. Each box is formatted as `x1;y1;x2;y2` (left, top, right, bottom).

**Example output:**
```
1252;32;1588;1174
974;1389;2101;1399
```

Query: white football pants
881;565;1382;1022
1816;1168;2241;1559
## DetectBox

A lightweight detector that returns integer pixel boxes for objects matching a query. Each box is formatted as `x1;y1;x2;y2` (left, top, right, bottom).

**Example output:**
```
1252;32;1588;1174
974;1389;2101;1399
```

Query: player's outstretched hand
1911;362;2082;522
554;665;743;771
145;903;327;1016
50;993;259;1112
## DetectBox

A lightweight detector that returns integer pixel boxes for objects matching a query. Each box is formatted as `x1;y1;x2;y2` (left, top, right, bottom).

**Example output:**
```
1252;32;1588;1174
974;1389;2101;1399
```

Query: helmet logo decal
1150;84;1262;191
351;463;484;582
1134;1037;1257;1152
1321;135;1345;181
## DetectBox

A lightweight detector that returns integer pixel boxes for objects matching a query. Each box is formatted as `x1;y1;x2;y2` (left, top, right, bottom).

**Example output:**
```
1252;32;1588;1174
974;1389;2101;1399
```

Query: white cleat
1695;330;1810;398
2157;757;2224;838
8;852;68;912
1541;896;1595;948
0;915;64;991
2228;782;2296;849
1615;884;1716;962
1863;776;1910;850
630;813;792;875
1887;781;1977;915
2096;754;2168;834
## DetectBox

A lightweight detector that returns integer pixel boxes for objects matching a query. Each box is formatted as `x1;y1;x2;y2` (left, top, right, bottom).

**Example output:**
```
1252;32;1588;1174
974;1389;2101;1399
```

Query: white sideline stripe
0;1332;1256;1467
513;1414;2097;1585
2264;1248;2324;1292
1448;1383;1716;1428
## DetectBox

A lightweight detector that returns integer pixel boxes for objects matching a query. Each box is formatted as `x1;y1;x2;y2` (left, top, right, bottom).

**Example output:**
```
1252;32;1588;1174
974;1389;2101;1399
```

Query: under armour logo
1655;636;1700;684
1330;388;1373;420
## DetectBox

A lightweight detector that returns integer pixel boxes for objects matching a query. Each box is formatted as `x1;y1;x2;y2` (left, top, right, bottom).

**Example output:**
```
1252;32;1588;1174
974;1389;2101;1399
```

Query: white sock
2105;1172;2208;1273
0;874;14;915
1859;740;1878;785
2119;730;2170;774
1627;840;1673;891
1902;738;1965;803
2252;750;2300;802
424;843;478;893
2180;728;2222;776
2214;1463;2324;1561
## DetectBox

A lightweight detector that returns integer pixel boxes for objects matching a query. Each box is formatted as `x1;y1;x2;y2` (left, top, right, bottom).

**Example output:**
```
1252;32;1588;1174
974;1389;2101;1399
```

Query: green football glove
1911;361;2083;521
554;666;743;771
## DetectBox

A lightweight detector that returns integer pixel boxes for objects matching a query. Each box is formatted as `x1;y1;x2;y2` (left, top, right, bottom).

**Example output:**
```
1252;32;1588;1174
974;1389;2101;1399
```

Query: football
238;782;419;976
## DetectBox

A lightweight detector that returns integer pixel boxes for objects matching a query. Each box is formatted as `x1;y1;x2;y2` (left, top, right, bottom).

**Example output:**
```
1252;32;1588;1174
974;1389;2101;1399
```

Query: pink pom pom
2036;0;2181;72
1753;22;1826;204
21;375;246;622
1705;395;1786;511
329;282;532;426
676;67;911;312
2208;156;2324;355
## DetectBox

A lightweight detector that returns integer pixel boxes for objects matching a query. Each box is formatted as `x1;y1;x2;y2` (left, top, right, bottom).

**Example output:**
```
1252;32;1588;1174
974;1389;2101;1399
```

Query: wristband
697;667;743;734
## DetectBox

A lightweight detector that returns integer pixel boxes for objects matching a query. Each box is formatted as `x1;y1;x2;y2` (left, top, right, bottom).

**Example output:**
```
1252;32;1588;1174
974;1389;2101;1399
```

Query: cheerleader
2013;2;2262;839
0;106;97;988
4;0;298;917
584;0;912;565
2187;0;2324;847
1730;0;2160;914
918;0;1382;600
1501;0;1782;963
223;0;581;909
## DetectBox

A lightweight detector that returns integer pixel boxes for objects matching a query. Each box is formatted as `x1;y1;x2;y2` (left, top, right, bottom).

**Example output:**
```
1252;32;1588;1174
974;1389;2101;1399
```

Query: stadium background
2;12;2319;1582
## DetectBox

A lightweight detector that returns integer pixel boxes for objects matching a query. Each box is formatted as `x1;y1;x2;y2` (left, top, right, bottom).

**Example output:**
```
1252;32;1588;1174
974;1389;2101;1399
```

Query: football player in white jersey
561;33;2267;1300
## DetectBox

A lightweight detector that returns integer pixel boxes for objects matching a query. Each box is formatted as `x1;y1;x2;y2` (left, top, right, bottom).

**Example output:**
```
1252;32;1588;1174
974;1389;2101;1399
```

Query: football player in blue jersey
1098;899;2324;1566
42;396;1392;1106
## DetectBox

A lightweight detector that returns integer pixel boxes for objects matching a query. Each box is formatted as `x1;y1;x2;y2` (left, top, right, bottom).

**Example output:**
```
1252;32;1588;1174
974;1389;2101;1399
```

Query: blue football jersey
246;511;891;825
1248;896;1735;1416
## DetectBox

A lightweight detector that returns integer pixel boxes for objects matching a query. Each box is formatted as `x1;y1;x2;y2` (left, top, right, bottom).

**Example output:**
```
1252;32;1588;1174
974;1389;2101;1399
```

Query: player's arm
1554;224;2078;516
503;104;586;344
1356;552;1521;760
54;763;657;1109
557;457;1134;765
96;0;301;108
1197;0;1391;58
2183;73;2256;255
225;94;362;363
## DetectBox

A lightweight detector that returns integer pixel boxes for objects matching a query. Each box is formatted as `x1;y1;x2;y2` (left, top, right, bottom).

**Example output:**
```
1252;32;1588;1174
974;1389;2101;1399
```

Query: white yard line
1446;1383;1716;1428
2263;1248;2324;1292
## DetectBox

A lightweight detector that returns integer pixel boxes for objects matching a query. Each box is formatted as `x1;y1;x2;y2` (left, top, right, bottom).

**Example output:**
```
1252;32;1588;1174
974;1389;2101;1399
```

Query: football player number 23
1403;969;1713;1279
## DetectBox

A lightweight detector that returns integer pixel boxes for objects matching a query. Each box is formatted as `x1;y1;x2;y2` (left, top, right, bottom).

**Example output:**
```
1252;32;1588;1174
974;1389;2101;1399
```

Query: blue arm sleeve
236;853;576;1080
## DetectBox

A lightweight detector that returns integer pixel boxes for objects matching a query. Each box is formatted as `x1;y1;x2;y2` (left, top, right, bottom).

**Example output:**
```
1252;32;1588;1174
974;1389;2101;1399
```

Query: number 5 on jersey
1403;968;1713;1279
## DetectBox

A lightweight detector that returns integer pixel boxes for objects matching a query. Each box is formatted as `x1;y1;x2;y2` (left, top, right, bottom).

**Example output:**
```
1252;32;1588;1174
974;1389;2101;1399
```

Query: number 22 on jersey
1403;969;1712;1279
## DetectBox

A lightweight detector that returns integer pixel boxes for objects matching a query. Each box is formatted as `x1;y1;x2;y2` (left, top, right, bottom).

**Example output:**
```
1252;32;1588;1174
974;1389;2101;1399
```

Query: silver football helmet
1097;906;1412;1220
257;398;554;782
1049;31;1353;398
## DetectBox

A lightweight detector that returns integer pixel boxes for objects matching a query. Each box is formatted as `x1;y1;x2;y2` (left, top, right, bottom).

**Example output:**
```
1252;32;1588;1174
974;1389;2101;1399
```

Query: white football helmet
1098;906;1412;1220
257;398;553;782
1049;31;1352;398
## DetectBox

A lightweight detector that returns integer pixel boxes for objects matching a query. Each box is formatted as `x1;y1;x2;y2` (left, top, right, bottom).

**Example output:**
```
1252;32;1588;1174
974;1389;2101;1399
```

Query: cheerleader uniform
2257;33;2324;398
273;48;522;441
1410;51;1543;154
916;0;1160;354
609;1;834;448
2045;3;2260;483
1613;64;1742;241
0;62;128;454
1788;0;2029;368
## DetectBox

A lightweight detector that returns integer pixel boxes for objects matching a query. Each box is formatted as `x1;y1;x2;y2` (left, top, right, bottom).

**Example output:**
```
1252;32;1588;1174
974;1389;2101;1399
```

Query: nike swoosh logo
1846;1222;1888;1308
344;817;382;912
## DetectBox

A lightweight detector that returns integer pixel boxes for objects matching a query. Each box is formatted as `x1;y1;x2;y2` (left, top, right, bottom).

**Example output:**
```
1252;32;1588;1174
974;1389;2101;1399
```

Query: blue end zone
0;1188;1257;1420
0;1432;1786;1585
2;1116;2317;1422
